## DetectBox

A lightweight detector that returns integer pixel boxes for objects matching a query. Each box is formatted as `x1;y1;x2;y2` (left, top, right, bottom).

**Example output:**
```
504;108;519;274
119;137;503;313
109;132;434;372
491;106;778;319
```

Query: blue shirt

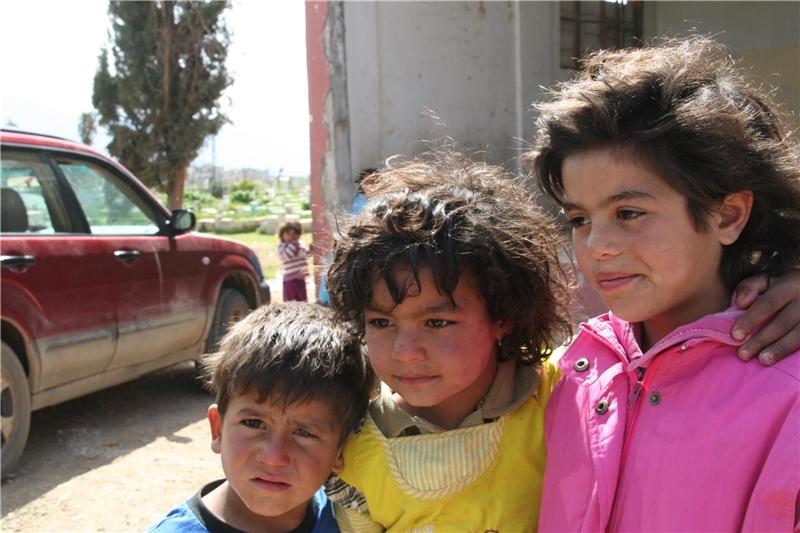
147;480;338;533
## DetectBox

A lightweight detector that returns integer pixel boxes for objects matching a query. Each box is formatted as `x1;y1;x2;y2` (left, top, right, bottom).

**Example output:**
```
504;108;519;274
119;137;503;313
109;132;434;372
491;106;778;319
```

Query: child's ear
332;452;345;474
716;191;753;245
331;433;351;474
494;320;513;343
208;404;223;454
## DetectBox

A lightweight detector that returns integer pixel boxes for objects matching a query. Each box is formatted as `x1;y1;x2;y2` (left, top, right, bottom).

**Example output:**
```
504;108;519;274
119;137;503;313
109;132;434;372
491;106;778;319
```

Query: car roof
1;129;108;159
1;129;172;218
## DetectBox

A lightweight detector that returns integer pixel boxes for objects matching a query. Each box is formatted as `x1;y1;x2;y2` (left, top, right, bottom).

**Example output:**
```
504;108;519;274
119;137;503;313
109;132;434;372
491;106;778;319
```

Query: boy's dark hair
277;220;302;239
528;35;800;288
200;302;375;445
327;150;572;362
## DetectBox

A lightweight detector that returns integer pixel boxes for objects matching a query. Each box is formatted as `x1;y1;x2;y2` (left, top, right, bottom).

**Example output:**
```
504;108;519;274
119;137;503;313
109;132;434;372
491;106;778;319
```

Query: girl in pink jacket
530;36;800;531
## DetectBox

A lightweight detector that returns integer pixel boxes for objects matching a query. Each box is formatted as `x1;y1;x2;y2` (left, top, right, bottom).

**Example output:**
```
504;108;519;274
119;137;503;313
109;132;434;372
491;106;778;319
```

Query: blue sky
1;0;311;176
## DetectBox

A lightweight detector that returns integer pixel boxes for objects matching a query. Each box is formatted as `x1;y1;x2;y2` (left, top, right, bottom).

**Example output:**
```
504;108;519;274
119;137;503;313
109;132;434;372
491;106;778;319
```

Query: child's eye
294;428;319;439
367;318;392;329
618;209;644;221
427;319;451;328
566;215;589;228
242;419;265;430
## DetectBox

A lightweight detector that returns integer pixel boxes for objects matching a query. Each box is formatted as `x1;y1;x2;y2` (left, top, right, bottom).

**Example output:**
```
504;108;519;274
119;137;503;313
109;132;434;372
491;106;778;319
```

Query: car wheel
205;288;251;354
1;342;31;477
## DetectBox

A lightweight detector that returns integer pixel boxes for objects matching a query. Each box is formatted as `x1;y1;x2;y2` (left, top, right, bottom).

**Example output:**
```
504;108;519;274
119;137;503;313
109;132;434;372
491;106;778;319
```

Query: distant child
324;151;574;531
278;221;308;302
147;302;375;533
530;36;800;531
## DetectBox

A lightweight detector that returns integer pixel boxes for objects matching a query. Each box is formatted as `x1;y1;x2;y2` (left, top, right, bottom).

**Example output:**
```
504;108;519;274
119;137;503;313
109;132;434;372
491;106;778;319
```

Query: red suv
0;130;270;475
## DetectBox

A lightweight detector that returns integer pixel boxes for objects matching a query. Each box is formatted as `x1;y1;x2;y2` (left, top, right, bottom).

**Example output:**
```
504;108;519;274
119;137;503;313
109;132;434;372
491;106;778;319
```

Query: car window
57;159;160;235
1;150;72;234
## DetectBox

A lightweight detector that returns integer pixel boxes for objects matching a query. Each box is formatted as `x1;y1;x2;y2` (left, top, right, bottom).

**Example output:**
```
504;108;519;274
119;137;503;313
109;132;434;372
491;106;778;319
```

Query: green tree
92;1;232;209
78;112;97;145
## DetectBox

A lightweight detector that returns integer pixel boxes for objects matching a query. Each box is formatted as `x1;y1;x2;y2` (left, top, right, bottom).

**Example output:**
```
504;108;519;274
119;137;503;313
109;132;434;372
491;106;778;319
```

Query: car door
53;155;206;370
0;148;117;393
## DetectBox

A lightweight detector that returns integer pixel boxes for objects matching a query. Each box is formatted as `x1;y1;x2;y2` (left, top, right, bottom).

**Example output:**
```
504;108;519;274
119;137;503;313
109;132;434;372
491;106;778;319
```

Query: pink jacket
540;305;800;532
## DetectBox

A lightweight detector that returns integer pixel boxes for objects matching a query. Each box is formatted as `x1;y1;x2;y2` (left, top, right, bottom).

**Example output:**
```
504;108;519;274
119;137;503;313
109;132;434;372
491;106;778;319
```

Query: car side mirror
170;209;196;234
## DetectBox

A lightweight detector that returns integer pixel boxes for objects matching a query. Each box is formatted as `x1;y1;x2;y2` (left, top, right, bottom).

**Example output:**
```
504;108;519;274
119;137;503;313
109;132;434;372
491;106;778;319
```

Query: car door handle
114;250;141;263
0;255;36;269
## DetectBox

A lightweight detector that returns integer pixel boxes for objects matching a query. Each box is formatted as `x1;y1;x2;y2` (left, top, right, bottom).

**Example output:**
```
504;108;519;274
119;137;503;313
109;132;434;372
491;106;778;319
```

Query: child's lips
595;272;639;290
252;475;290;492
395;374;437;386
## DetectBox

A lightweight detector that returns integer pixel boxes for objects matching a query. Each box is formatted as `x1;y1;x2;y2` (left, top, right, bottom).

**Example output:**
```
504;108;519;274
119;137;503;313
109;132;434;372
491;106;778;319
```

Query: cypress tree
92;1;232;209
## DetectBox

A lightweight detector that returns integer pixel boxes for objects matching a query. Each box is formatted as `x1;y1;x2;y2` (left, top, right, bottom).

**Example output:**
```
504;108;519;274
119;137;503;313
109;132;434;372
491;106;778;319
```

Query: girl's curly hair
327;150;572;363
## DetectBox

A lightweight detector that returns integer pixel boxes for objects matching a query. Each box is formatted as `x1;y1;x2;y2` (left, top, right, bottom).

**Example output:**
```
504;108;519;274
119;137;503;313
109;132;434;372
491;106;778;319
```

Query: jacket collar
580;299;749;371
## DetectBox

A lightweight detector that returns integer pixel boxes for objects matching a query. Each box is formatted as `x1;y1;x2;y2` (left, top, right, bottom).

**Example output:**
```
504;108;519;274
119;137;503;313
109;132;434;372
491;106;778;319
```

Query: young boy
147;302;375;533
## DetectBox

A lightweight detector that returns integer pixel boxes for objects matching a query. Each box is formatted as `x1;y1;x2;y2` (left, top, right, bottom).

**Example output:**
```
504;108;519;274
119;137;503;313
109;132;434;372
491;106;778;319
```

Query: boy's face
560;148;733;346
207;390;345;530
364;267;505;429
281;228;298;243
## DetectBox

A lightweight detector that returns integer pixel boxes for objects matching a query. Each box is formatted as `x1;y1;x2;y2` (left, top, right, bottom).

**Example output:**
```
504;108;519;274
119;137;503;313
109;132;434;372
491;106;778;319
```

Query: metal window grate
560;0;643;70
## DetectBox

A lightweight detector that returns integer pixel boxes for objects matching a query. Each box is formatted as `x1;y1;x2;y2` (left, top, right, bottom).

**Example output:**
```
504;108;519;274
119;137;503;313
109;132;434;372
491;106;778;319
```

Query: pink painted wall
305;1;330;298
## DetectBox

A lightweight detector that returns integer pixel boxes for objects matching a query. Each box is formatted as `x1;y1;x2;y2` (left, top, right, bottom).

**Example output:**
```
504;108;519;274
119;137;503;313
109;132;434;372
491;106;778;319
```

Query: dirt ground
0;362;223;533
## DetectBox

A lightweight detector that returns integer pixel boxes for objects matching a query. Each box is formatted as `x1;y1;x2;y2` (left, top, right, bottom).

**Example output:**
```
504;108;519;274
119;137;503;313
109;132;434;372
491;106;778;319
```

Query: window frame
1;147;79;234
46;150;171;236
560;0;644;71
53;155;162;236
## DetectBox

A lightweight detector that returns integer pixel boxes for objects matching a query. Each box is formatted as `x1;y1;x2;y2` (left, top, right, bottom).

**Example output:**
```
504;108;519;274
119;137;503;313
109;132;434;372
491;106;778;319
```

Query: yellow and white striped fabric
335;357;560;532
372;415;505;499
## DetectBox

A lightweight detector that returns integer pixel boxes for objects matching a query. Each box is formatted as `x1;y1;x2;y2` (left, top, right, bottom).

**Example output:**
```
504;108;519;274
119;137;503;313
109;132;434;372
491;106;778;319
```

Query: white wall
344;1;559;175
644;1;800;120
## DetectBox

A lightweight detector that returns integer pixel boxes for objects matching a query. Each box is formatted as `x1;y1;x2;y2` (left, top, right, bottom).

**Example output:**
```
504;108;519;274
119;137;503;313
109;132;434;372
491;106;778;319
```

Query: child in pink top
530;36;800;531
277;220;308;302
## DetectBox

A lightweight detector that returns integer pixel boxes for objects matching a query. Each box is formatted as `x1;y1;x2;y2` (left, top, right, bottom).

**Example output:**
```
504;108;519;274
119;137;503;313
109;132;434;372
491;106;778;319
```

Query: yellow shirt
334;357;561;532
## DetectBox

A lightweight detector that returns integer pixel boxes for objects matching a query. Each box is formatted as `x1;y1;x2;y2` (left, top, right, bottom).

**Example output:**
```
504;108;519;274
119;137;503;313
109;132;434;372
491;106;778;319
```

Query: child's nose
257;434;292;467
585;221;622;259
392;330;425;362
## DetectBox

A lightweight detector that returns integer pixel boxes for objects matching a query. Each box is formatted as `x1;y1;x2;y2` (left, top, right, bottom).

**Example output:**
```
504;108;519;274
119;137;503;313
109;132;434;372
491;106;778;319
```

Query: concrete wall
344;1;560;174
644;1;800;122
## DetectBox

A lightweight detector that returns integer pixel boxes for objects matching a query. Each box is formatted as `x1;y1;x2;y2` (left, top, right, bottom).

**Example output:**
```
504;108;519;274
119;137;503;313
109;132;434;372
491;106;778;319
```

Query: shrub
230;189;255;204
210;180;226;199
231;179;258;192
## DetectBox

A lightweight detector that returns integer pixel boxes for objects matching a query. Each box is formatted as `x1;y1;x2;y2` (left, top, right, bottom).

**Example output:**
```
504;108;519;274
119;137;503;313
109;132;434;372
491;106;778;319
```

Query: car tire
204;288;251;354
1;342;31;477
